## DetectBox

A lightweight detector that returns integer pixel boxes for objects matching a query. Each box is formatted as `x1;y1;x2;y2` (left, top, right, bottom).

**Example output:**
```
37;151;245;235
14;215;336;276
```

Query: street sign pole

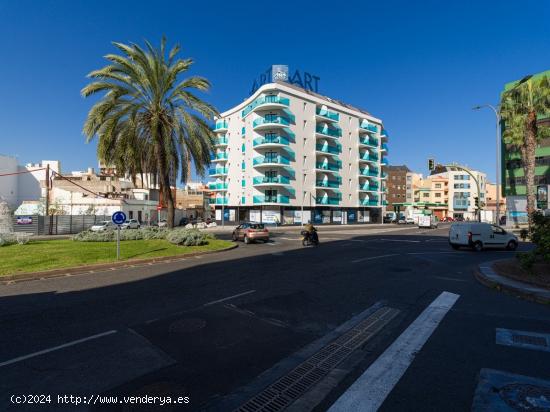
116;225;120;260
111;211;126;261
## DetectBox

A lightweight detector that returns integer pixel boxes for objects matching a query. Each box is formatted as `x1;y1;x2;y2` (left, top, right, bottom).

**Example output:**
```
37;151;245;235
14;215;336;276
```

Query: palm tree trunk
523;110;538;228
155;134;175;229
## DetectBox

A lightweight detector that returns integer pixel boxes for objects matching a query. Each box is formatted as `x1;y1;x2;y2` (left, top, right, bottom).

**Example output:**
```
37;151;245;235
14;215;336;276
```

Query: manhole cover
122;382;188;412
499;383;550;411
169;318;206;334
512;334;548;347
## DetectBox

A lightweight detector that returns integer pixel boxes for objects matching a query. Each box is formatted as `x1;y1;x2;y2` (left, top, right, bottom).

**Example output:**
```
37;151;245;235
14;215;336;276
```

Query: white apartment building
429;166;487;220
208;81;389;225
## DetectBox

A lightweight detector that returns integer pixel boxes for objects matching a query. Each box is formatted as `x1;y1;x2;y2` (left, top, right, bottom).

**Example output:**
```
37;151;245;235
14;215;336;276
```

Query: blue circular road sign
112;211;126;225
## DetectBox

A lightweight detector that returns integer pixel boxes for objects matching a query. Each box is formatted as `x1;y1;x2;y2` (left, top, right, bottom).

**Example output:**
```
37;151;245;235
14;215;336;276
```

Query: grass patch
0;239;233;276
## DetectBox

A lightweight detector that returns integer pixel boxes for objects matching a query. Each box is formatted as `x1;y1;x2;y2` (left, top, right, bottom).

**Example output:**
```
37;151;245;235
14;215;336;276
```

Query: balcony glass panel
242;95;290;117
253;195;290;204
252;176;290;185
316;143;342;154
253;135;290;146
214;120;228;130
315;107;340;121
315;125;342;138
253;115;290;128
253;155;291;166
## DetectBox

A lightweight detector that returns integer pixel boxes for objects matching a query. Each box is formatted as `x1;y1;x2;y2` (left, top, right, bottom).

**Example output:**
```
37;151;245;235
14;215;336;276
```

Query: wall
0;155;18;208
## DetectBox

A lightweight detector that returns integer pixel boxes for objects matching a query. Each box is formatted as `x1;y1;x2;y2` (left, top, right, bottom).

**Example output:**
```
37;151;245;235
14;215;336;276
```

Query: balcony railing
359;183;379;191
316;197;341;205
213;197;228;205
242;95;290;117
381;143;388;151
252;176;290;185
360;199;379;206
315;125;342;138
315;161;341;171
316;143;342;155
209;167;228;175
359;122;378;133
359;154;379;162
210;152;228;161
253;155;291;166
381;129;389;137
359;136;379;147
381;158;388;165
253;135;290;147
253;115;290;128
214;136;228;146
359;169;379;177
214;120;228;131
208;182;228;190
253;195;290;204
315;107;340;121
316;180;341;188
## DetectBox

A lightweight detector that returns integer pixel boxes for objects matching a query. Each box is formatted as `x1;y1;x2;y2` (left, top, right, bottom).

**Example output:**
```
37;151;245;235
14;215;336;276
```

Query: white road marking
407;251;456;255
328;291;460;412
352;254;400;264
0;330;117;368
433;276;468;282
203;290;256;307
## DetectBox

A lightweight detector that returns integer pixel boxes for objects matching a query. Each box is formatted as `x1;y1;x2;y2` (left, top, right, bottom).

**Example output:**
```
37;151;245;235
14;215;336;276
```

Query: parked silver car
121;219;140;229
90;221;116;232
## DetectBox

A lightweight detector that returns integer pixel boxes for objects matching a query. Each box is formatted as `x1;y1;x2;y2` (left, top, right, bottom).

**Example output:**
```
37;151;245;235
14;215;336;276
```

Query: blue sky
1;0;549;183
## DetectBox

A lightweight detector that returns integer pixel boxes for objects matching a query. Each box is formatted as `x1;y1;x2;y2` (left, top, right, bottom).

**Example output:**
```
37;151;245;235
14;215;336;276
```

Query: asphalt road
0;223;549;412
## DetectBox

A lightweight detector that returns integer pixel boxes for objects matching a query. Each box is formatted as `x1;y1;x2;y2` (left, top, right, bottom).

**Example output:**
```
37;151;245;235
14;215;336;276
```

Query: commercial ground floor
212;206;384;225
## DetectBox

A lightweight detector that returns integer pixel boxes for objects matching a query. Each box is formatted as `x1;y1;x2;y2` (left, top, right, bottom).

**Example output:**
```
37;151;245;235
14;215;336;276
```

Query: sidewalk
474;260;550;305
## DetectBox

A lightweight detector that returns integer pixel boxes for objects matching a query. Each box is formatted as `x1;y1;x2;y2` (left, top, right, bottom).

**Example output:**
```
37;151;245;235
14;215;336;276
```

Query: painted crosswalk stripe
328;291;460;412
352;254;399;264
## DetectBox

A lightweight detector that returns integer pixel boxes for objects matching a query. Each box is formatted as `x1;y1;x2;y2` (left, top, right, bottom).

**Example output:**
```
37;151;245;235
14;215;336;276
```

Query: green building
502;69;550;197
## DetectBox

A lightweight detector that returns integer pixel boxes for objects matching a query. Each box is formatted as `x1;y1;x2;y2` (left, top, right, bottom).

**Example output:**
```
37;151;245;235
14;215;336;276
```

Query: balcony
316;179;341;188
359;153;379;163
316;196;341;205
253;115;290;130
214;136;228;146
360;198;379;206
213;197;228;205
315;161;341;172
214;120;228;132
242;95;290;117
208;182;228;191
316;143;342;155
209;167;228;177
210;152;228;162
253;155;291;167
381;172;388;179
252;176;291;185
315;107;340;122
381;129;389;138
381;143;388;152
359;121;378;133
253;135;291;148
253;195;290;204
359;136;379;148
359;168;379;177
381;158;388;166
358;183;379;192
315;125;342;139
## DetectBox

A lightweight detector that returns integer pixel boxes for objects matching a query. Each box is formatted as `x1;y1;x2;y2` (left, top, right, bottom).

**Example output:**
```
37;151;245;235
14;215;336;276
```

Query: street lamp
472;104;500;224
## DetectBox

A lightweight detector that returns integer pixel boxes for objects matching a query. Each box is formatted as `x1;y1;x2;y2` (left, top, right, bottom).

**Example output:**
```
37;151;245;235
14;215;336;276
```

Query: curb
474;259;550;305
1;243;238;284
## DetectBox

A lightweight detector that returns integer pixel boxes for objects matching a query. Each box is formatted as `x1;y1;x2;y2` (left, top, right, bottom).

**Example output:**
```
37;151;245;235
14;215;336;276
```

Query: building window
435;193;441;198
241;196;246;205
423;193;429;198
241;143;246;153
241;161;245;170
242;179;245;188
435;183;441;189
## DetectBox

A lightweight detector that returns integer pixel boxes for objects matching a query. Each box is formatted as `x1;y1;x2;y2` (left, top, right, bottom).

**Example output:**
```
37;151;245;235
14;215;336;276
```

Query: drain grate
234;306;399;412
512;334;548;347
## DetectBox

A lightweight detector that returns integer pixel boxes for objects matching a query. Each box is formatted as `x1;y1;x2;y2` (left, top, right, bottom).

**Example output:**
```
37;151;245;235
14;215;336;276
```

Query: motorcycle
301;230;319;246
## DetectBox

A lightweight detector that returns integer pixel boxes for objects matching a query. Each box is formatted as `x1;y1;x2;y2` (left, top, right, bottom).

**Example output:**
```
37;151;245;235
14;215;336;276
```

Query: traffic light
474;197;479;209
428;158;435;171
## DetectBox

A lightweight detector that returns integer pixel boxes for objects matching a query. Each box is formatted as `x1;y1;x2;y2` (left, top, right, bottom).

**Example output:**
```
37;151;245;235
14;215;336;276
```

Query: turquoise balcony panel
253;155;291;166
215;136;228;145
315;125;342;138
316;180;341;188
315;162;341;171
381;143;388;151
209;167;228;175
381;172;388;178
316;143;342;155
359;136;379;147
253;195;290;204
359;121;378;133
359;168;379;177
316;197;341;205
360;199;379;206
253;135;290;147
210;152;228;161
214;197;228;205
253;115;290;128
382;200;388;205
208;182;228;190
381;158;389;165
316;107;340;122
359;183;379;191
359;154;379;162
381;129;389;137
214;120;228;131
242;95;290;117
252;176;291;185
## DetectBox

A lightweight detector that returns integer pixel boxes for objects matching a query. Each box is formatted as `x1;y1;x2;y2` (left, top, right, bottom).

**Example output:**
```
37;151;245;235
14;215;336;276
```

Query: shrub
140;227;169;240
519;228;529;241
517;252;537;272
72;230;116;242
165;228;210;246
0;233;17;247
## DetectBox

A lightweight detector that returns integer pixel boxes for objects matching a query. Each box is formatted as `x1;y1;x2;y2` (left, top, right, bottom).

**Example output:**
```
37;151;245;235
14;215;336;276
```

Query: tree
500;74;550;227
82;37;218;227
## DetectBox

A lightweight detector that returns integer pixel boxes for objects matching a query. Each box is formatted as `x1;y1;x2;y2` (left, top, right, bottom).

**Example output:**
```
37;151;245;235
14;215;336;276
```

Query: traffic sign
112;211;126;225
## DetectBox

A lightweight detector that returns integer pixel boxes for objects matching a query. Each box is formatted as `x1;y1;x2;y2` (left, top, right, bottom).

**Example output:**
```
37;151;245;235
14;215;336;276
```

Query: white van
449;222;518;251
418;215;438;229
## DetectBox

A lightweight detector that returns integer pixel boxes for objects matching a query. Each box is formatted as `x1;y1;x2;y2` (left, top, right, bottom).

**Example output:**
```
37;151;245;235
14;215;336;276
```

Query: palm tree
500;74;550;226
82;37;218;227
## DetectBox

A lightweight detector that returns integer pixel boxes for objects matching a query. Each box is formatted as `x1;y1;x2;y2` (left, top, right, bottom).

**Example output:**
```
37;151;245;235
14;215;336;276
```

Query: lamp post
301;168;308;227
473;104;500;224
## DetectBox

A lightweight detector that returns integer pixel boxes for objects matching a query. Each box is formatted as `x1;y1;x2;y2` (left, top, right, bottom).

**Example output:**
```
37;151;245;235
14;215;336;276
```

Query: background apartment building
386;165;410;210
208;81;389;225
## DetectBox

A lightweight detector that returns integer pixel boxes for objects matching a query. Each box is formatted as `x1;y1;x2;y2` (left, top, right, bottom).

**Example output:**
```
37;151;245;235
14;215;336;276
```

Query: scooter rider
304;221;318;243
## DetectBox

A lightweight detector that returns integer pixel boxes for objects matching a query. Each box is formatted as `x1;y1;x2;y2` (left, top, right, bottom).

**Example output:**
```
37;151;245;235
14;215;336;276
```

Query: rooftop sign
250;65;320;95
